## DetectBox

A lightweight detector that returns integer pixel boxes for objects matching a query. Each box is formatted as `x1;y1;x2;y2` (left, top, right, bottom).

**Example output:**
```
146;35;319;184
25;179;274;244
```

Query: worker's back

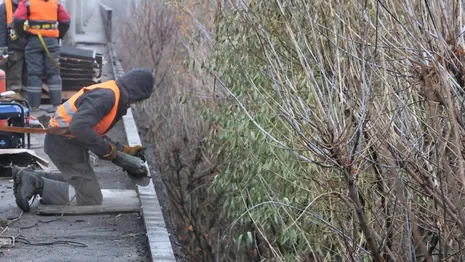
12;0;70;111
24;0;59;38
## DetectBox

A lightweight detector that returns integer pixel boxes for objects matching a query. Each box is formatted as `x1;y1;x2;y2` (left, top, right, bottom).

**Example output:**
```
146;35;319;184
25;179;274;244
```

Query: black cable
6;148;89;247
16;236;87;248
2;96;93;250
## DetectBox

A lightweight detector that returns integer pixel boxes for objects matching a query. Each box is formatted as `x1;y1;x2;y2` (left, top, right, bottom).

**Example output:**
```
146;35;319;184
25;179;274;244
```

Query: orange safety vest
24;0;59;38
49;81;121;137
5;0;13;28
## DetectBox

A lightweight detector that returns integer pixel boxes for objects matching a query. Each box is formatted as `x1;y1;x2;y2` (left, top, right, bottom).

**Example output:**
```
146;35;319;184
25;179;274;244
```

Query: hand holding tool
111;151;148;177
122;145;146;159
100;143;118;161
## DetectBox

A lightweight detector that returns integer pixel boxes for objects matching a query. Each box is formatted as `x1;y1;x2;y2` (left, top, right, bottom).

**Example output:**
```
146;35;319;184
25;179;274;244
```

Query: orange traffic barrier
0;69;7;127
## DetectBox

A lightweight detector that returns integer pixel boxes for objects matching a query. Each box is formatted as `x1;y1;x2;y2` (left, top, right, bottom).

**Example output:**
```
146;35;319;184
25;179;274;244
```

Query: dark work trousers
6;50;24;92
42;133;103;205
25;35;62;108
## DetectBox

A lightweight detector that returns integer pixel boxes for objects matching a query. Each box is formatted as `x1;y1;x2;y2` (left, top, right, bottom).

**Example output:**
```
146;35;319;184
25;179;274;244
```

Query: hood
116;68;154;102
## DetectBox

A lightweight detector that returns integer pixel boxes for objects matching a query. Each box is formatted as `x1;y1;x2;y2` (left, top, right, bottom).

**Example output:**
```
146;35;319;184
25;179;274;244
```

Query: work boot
46;105;58;113
12;166;44;212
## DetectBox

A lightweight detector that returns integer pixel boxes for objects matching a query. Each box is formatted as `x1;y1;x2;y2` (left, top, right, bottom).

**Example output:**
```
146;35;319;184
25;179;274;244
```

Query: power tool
0;91;48;176
0;91;31;149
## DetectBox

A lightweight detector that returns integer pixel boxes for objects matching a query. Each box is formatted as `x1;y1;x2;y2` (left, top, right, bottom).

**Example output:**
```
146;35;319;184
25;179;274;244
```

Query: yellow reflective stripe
52;112;67;127
53;101;75;127
29;24;57;29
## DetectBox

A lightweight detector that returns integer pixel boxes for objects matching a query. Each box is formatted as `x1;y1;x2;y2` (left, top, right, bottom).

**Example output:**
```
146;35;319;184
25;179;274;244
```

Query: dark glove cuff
100;143;118;161
115;141;124;151
102;136;124;151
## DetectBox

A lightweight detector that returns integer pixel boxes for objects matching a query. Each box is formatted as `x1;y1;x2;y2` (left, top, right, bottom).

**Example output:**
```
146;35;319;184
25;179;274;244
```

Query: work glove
101;136;146;160
100;143;118;161
0;92;23;102
13;92;24;102
122;145;146;157
0;47;7;55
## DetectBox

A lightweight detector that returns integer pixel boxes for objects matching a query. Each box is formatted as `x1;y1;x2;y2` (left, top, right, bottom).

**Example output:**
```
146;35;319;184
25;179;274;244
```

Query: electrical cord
3;150;88;248
1;96;89;248
26;117;46;149
15;236;87;248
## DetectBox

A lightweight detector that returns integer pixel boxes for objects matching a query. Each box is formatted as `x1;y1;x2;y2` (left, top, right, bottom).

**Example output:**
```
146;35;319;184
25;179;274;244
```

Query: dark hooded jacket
68;68;154;156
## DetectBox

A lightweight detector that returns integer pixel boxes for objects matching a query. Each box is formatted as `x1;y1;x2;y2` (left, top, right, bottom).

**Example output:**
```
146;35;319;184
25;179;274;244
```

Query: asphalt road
0;123;151;262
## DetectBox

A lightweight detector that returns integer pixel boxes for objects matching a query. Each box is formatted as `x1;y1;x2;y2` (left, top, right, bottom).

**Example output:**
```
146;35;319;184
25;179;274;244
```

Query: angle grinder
111;151;151;186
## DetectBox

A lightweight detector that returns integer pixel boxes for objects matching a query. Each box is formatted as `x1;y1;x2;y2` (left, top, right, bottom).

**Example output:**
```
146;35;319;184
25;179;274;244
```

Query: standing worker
0;0;27;94
13;0;71;112
13;68;154;212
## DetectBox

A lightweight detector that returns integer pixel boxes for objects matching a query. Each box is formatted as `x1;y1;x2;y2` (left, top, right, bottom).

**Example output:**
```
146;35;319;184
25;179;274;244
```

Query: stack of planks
42;45;103;101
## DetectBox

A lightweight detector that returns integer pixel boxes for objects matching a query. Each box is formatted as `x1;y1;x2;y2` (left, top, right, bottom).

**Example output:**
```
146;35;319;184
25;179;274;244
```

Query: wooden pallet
41;84;78;101
37;189;141;215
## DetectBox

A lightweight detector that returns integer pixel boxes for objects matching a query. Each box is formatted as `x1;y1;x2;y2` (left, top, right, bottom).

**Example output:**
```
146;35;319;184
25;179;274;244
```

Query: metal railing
99;3;112;43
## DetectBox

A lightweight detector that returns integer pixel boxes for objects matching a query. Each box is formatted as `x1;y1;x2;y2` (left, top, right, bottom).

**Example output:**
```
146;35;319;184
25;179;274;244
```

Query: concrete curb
108;44;177;261
104;6;177;261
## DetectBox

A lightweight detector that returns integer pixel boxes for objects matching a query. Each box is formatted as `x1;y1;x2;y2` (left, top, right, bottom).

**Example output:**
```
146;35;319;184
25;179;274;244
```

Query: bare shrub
116;0;230;261
210;0;465;261
116;0;465;261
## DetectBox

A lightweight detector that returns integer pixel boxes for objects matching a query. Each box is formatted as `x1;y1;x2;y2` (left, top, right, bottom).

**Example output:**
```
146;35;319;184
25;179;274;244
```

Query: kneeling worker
13;68;154;212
